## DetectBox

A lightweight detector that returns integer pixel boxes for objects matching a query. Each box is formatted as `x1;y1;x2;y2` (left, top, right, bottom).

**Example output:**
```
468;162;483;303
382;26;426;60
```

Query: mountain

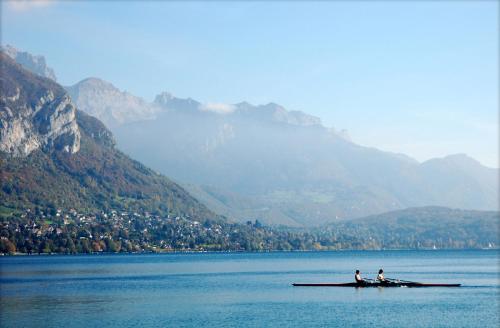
321;206;500;249
9;49;499;227
0;53;216;222
152;91;323;127
113;95;498;226
2;48;497;254
66;80;323;130
65;78;499;226
2;45;57;81
66;78;157;128
0;52;80;157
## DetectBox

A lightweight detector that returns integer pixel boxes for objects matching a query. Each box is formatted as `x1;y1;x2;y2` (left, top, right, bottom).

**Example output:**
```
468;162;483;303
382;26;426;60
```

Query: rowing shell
292;282;461;287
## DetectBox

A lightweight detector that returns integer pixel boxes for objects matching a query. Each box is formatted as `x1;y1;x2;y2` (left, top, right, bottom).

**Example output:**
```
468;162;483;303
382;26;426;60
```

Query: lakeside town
2;206;497;255
0;207;316;254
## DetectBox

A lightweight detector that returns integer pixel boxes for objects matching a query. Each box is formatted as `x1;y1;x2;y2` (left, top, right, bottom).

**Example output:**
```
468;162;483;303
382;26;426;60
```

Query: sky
1;0;498;168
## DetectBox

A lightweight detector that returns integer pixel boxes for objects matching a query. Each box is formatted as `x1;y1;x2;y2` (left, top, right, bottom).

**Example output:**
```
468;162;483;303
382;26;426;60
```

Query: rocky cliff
0;53;80;157
0;51;218;222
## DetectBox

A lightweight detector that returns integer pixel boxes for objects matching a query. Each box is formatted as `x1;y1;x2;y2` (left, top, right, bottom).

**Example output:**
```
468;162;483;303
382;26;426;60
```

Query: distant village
0;207;274;254
1;207;497;255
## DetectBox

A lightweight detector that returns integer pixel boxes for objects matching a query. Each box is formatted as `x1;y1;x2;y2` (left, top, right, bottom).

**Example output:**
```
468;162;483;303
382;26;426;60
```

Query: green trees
0;207;498;255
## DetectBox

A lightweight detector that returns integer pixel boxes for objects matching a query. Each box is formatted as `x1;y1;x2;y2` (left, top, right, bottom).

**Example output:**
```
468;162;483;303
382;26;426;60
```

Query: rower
376;269;385;282
377;269;388;285
355;270;365;285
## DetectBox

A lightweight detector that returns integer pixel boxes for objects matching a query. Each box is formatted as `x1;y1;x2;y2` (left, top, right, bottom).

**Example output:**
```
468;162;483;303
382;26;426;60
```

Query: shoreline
2;248;498;256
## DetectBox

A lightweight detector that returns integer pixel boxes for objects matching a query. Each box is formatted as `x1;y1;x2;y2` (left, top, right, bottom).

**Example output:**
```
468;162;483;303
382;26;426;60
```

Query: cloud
7;0;55;12
199;102;235;114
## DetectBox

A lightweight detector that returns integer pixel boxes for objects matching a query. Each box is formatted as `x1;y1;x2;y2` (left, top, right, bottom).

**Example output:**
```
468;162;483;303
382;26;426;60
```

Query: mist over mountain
1;46;498;254
65;78;497;226
6;47;498;227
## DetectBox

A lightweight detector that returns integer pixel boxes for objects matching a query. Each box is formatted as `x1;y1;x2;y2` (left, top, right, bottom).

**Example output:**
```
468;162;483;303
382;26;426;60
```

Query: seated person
355;270;365;285
377;269;388;285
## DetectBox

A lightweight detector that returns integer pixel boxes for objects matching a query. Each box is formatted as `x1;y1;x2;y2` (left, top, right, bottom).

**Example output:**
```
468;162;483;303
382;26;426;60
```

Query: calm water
1;250;498;327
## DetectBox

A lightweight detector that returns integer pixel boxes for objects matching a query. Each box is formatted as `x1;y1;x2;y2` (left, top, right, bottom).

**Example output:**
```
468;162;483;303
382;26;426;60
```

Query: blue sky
2;0;498;167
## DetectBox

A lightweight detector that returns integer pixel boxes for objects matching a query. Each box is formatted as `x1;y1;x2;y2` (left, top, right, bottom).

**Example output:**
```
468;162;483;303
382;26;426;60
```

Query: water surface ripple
1;250;498;327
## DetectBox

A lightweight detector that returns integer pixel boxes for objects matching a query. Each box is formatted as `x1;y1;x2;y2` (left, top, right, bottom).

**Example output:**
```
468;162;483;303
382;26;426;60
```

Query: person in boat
376;269;388;285
355;270;366;285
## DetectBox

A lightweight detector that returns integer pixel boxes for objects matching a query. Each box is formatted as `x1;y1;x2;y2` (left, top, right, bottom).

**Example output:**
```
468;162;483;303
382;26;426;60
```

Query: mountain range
3;45;499;228
0;45;498;252
65;78;498;227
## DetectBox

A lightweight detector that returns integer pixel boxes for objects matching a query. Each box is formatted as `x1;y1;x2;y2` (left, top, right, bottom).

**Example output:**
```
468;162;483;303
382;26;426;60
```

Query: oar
363;278;377;283
386;277;417;284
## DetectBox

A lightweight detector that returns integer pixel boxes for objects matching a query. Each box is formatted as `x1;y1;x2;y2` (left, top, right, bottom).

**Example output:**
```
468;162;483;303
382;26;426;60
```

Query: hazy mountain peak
422;153;485;168
153;91;201;112
2;45;57;81
263;102;285;110
75;77;116;89
66;78;157;127
154;91;175;104
230;101;322;126
443;153;477;162
235;101;253;108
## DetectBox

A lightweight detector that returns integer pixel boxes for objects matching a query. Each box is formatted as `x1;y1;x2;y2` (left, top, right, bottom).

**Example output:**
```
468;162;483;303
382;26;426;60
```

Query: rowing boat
292;281;461;287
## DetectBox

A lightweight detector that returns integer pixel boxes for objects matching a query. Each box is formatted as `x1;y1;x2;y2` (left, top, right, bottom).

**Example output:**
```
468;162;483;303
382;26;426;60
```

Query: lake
1;250;498;327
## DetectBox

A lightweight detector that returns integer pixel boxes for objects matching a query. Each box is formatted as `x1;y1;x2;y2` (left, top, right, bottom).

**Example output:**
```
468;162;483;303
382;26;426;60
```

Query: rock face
66;78;157;127
0;51;218;223
0;53;80;157
2;45;57;81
